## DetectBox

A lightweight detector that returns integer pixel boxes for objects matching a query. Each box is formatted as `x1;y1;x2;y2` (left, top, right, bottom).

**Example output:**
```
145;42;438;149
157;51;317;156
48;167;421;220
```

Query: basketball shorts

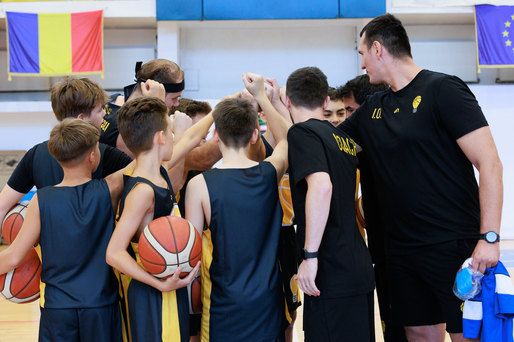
387;239;478;333
127;279;190;342
303;292;375;342
39;302;122;342
190;313;201;336
278;225;301;313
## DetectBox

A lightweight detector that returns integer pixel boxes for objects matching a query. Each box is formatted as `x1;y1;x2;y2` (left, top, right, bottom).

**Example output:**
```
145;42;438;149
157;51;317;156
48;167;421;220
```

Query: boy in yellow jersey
106;95;214;342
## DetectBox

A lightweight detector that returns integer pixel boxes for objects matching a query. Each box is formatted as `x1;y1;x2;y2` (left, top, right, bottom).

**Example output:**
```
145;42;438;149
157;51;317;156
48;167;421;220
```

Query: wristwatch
301;248;319;260
480;231;500;243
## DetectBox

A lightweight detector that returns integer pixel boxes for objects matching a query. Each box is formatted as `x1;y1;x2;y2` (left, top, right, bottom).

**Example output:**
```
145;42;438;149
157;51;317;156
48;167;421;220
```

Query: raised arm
243;73;291;143
184;139;222;172
243;73;291;180
165;112;214;170
457;126;503;274
267;78;293;124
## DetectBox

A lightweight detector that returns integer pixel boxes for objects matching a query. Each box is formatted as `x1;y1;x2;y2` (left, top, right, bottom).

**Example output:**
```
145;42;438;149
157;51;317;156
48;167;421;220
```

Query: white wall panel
87;47;156;90
411;40;478;82
469;84;514;238
179;26;358;99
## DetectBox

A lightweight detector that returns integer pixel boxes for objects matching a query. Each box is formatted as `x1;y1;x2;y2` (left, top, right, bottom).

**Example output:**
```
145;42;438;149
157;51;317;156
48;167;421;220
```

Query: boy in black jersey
106;96;213;342
0;118;126;342
242;80;301;342
0;76;137;238
185;73;291;342
338;14;503;342
286;67;375;342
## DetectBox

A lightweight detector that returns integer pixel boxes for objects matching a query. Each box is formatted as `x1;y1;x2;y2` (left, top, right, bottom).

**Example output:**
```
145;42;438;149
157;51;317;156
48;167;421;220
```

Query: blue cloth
463;261;514;341
475;5;514;67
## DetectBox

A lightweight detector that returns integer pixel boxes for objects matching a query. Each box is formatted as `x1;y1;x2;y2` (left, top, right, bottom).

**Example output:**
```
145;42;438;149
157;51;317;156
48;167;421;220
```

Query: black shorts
39;303;122;342
303;292;375;342
278;225;301;313
190;313;201;336
387;239;477;334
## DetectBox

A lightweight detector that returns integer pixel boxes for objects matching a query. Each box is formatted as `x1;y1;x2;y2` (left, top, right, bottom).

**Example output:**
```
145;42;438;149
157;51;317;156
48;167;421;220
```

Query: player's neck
218;144;258;169
132;149;165;181
291;107;324;123
58;166;93;187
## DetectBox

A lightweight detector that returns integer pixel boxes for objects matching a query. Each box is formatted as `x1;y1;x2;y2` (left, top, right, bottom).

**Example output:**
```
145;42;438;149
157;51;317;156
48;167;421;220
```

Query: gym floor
2;241;514;342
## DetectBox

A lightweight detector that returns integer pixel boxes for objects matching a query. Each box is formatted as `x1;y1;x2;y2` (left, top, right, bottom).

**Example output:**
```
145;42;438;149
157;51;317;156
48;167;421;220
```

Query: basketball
187;275;202;314
356;196;365;228
0;248;41;304
1;201;29;245
138;216;202;279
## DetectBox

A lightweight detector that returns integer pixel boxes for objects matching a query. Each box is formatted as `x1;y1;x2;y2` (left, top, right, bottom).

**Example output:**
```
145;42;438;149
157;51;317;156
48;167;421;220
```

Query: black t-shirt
100;94;121;148
8;141;132;193
339;70;488;255
288;119;374;298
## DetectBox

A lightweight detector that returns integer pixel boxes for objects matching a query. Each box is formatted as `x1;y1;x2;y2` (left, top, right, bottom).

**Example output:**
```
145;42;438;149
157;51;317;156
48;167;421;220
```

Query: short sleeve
287;124;329;185
436;76;488;140
101;145;133;178
7;145;36;193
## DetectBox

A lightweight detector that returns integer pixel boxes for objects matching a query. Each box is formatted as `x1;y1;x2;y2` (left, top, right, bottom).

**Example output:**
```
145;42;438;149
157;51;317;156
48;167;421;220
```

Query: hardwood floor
3;242;514;341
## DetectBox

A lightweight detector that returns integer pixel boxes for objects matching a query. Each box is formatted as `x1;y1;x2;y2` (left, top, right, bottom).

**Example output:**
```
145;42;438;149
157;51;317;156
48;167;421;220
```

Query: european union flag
475;5;514;70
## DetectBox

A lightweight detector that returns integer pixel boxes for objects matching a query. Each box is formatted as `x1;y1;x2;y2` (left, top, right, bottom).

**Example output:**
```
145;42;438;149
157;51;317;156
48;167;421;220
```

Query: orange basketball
2;201;29;245
187;275;202;314
356;196;365;229
138;216;201;278
0;248;41;303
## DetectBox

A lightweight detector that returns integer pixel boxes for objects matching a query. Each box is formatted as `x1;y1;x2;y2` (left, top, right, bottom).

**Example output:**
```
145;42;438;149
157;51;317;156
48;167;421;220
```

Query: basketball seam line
166;216;181;268
12;254;40;299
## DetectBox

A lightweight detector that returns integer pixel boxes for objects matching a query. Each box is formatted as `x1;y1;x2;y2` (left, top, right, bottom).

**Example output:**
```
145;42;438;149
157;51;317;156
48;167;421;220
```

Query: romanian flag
6;10;104;80
475;5;514;71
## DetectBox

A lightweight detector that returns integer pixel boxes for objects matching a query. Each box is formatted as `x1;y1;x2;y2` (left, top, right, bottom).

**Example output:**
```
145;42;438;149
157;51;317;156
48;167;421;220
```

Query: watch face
485;231;498;243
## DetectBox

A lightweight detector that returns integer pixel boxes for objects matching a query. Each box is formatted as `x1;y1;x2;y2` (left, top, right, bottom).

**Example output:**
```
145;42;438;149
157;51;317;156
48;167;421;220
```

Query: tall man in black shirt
286;67;375;342
338;14;503;342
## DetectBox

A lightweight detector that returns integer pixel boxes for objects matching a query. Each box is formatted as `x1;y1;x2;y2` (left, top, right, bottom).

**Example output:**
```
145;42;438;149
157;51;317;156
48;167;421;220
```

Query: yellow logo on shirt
332;133;357;156
413;96;422;113
394;108;400;113
101;119;110;132
372;108;382;119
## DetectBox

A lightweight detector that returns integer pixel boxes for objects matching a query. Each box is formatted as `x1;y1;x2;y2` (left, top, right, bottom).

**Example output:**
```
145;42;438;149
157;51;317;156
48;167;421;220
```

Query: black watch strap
480;231;500;243
302;248;319;259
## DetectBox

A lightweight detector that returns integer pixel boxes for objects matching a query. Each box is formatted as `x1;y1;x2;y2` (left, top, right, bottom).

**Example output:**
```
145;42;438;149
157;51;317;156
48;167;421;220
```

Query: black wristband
301;248;319;259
